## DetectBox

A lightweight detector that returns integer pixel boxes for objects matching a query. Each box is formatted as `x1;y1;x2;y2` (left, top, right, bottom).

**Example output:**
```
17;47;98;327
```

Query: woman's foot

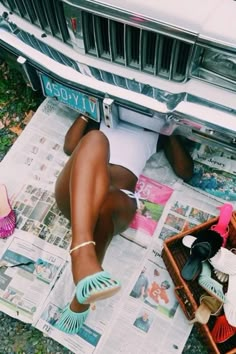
70;295;89;313
70;243;121;305
55;300;90;334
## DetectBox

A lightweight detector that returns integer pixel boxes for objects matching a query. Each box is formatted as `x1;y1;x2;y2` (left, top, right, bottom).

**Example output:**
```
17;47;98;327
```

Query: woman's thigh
113;190;137;235
54;158;72;220
55;130;110;220
93;189;137;261
97;189;137;237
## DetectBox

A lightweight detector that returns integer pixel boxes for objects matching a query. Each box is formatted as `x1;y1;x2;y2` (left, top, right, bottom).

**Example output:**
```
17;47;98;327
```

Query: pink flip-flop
0;184;16;238
210;203;233;247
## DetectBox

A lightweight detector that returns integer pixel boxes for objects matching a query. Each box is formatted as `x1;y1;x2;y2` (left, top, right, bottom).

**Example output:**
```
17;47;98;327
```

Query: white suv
0;0;235;150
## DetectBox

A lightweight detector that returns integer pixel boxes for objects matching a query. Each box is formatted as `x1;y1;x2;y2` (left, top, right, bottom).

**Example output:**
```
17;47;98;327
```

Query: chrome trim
190;130;236;153
0;29;168;114
17;29;78;68
17;55;41;90
2;0;70;41
191;44;236;92
197;36;236;54
63;0;197;42
0;3;200;100
192;67;236;92
103;97;119;128
174;102;236;134
0;16;235;109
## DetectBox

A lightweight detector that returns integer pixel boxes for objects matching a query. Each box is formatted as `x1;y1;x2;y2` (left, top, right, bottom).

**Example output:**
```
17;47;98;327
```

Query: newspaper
12;184;72;250
186;143;236;206
0;97;234;353
153;187;222;250
121;175;173;247
96;243;192;354
0;98;77;193
0;229;66;324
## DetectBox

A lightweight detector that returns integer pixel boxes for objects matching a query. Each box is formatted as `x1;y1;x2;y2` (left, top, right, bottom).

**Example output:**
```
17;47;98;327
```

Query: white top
100;121;159;178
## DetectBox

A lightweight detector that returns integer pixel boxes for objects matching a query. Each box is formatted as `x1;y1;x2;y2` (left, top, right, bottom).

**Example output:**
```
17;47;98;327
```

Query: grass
0;61;44;160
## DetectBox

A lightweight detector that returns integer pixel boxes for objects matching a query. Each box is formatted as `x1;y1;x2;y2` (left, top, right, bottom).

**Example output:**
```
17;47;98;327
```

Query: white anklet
70;241;96;255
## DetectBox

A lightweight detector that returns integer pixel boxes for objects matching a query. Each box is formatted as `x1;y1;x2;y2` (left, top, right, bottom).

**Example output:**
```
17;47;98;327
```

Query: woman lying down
54;114;193;333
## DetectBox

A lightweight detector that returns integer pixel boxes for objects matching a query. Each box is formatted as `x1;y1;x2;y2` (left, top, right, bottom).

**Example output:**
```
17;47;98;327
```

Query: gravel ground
0;62;208;354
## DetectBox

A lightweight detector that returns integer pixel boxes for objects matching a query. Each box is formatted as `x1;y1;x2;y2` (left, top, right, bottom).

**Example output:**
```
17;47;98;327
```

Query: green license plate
40;74;100;122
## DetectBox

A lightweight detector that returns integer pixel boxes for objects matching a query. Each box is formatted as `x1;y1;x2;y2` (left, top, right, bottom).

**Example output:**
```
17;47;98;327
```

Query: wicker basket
162;211;236;354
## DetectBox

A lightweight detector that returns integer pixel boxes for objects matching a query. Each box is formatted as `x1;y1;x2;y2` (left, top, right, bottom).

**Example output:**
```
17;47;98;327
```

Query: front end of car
0;0;236;151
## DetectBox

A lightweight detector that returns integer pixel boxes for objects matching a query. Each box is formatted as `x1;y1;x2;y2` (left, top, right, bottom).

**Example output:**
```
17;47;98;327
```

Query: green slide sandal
76;270;121;304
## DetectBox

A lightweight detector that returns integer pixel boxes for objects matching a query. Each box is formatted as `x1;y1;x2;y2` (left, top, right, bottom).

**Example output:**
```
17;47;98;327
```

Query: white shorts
100;121;159;178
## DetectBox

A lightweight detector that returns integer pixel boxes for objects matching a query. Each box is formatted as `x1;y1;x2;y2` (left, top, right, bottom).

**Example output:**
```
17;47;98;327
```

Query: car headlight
201;48;236;81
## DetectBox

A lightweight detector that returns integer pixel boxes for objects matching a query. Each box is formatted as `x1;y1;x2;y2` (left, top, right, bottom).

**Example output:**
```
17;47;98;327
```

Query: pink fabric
0;186;16;239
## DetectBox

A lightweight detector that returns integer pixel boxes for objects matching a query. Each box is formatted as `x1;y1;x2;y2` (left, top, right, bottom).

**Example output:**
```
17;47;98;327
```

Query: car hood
96;0;235;46
199;1;236;47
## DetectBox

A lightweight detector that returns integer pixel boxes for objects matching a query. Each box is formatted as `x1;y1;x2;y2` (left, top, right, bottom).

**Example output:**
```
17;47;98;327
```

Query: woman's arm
160;135;194;182
63;115;99;155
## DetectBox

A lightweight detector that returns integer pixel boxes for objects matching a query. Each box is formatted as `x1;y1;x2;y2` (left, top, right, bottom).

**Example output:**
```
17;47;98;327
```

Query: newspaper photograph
153;187;222;245
12;184;72;250
121;175;173;247
129;254;178;318
0;124;67;190
186;143;236;203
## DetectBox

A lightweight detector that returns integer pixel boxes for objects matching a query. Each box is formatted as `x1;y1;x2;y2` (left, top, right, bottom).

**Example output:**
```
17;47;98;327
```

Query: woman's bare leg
55;130;137;313
56;130;111;279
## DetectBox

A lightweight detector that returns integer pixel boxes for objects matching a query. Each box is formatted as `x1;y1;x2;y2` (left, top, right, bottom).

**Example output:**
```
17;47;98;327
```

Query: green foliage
0;62;44;160
0;62;44;122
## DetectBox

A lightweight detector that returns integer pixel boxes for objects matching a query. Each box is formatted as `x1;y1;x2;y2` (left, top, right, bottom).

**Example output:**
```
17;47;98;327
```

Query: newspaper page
0;228;66;323
96;242;192;354
185;143;236;206
0;98;76;193
12;184;72;250
121;175;173;247
0;99;75;250
153;186;223;248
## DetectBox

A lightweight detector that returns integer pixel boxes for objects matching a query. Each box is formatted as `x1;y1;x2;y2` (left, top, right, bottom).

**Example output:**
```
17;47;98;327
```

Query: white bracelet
80;115;89;123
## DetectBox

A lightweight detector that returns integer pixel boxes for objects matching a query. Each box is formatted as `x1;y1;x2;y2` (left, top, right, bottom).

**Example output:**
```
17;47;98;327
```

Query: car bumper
0;24;236;152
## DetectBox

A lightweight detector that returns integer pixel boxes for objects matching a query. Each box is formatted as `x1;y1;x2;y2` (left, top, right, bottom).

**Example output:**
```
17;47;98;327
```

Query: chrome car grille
1;0;70;42
1;0;193;82
17;30;77;68
82;12;193;82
